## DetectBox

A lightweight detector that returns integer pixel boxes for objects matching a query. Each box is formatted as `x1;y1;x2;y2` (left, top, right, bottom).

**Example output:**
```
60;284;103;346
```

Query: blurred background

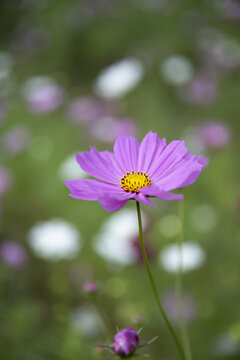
0;0;240;359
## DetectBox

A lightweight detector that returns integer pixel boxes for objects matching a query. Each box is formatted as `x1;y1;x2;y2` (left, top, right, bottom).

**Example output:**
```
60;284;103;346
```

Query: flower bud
110;327;139;357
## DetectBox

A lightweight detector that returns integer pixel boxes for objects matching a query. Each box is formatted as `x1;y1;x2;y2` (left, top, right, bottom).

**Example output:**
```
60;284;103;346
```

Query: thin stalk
136;201;186;360
176;201;193;360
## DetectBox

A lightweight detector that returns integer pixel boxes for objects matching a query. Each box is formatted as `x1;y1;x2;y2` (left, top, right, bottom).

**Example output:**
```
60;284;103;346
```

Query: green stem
176;201;193;360
136;201;186;360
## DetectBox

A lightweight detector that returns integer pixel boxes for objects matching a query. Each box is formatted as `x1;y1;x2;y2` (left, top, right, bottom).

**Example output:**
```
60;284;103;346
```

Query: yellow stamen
120;171;151;193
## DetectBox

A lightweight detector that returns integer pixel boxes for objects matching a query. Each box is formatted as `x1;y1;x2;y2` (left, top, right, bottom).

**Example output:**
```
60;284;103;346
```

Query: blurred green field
0;1;240;359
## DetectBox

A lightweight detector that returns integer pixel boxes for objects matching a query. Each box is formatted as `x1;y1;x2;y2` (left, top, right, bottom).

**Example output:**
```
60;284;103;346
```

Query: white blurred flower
191;204;217;232
93;208;147;265
158;214;181;238
28;218;82;261
70;305;104;338
160;55;194;85
94;58;144;98
59;154;88;181
159;242;205;273
214;334;239;357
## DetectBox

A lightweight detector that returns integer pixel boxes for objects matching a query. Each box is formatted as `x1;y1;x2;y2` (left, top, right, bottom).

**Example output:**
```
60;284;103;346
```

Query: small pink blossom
2;126;30;155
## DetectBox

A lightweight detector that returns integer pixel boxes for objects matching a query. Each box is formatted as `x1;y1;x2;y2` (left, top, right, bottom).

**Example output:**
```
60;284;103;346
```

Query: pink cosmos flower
65;131;205;212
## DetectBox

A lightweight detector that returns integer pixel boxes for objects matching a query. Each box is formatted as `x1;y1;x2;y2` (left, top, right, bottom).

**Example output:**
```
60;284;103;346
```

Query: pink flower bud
110;328;139;357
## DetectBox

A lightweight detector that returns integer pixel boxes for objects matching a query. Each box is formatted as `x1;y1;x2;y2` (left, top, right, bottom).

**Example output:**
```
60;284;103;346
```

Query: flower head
65;131;205;212
110;328;139;357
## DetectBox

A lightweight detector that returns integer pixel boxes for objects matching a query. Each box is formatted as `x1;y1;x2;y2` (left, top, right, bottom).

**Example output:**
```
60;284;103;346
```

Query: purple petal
197;155;209;168
114;135;140;173
154;153;203;192
100;150;123;178
98;195;129;212
76;148;120;184
150;140;188;180
98;187;135;211
138;131;167;175
65;179;120;200
141;185;183;201
133;192;155;206
65;179;133;211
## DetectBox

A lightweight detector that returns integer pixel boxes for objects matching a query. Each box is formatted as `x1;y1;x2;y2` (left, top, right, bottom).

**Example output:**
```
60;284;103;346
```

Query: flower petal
150;140;188;179
138;131;167;175
141;185;183;201
65;179;134;211
65;179;120;200
153;153;203;192
76;148;120;184
100;150;123;178
114;135;140;173
98;195;129;212
133;192;156;206
197;155;209;168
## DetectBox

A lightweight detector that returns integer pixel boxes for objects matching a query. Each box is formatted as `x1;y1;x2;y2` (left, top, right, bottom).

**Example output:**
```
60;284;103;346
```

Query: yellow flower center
120;171;151;193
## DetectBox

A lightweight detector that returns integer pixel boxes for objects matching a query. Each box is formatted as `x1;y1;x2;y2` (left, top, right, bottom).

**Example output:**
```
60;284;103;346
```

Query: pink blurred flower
198;28;240;74
89;117;137;143
0;241;28;268
22;76;64;114
178;76;218;106
83;281;99;294
2;126;30;155
0;166;13;195
162;291;197;325
198;121;231;150
219;0;240;22
68;96;110;125
10;25;49;54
